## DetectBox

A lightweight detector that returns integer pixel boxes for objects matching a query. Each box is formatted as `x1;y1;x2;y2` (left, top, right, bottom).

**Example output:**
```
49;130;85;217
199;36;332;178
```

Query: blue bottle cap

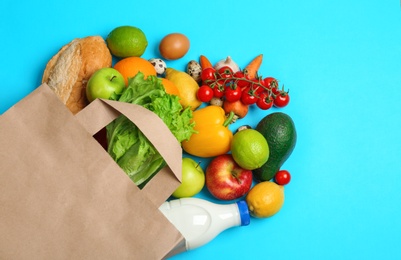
236;200;250;226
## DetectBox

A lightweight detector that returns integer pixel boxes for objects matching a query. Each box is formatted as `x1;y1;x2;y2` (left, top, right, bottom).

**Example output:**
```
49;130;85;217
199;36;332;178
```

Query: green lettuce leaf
106;72;195;187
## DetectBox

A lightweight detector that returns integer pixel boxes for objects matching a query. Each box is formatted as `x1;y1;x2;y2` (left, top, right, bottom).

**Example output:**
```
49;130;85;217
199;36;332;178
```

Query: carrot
199;55;213;69
244;54;263;79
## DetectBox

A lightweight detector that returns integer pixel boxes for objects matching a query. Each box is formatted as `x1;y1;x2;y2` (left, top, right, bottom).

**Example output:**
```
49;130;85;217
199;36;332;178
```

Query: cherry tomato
217;78;234;89
256;92;274;110
241;87;258;105
250;79;265;95
201;68;216;83
213;84;225;98
233;71;250;89
225;86;242;102
274;91;290;107
217;66;233;78
262;77;278;89
271;87;280;96
197;85;214;102
275;170;291;185
233;71;245;78
252;77;263;85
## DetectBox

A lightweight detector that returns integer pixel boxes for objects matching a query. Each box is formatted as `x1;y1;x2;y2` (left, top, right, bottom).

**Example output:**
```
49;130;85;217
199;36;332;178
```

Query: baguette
42;36;112;114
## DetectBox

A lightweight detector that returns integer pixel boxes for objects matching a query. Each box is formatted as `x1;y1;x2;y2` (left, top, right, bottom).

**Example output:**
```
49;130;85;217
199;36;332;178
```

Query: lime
230;129;269;170
106;25;148;58
245;181;284;218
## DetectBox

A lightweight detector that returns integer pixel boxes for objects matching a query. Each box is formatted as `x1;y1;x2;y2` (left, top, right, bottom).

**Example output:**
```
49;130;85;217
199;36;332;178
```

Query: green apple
172;157;205;198
86;67;125;102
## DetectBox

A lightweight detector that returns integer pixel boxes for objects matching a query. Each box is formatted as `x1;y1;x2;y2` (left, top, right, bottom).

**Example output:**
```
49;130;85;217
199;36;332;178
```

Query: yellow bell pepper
182;106;234;158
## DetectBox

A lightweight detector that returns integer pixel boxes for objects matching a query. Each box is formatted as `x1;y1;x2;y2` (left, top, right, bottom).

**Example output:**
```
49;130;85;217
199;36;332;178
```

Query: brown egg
159;33;190;60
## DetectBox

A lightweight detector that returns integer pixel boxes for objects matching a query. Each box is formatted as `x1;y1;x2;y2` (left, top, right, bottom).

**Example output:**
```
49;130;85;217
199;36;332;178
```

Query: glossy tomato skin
225;86;242;102
241;87;258;105
197;85;214;102
274;92;290;107
251;81;265;95
271;87;280;96
213;84;225;98
217;66;233;78
233;71;250;89
262;77;279;89
275;170;291;185
233;71;245;78
201;67;217;83
256;92;274;110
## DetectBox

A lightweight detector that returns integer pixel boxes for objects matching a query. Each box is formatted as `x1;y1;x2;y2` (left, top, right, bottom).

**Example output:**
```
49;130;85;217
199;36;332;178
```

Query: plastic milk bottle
159;197;250;251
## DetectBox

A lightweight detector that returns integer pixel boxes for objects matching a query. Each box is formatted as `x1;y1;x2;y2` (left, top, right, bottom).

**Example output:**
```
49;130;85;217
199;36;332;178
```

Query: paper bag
0;84;185;259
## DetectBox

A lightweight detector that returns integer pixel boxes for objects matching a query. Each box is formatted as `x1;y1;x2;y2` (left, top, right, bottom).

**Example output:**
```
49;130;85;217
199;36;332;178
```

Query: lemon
231;129;269;170
165;68;202;110
245;181;284;218
106;25;148;58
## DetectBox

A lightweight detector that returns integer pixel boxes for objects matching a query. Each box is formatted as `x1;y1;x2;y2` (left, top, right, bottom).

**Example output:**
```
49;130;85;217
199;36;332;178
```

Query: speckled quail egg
186;60;202;82
236;125;252;133
148;58;167;76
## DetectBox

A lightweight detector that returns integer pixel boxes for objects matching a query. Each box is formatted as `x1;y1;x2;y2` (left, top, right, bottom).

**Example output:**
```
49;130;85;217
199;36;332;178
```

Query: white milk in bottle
159;197;250;253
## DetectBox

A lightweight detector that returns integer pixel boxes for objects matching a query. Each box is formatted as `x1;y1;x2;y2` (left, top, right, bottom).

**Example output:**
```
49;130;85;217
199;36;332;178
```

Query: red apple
205;154;253;200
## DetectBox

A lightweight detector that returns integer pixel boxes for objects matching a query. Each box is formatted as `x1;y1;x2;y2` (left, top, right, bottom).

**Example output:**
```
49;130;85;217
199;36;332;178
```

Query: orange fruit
161;78;180;96
113;57;157;85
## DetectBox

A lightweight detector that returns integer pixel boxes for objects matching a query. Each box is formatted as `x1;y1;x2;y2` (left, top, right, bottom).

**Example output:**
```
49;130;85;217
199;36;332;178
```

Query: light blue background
1;1;401;259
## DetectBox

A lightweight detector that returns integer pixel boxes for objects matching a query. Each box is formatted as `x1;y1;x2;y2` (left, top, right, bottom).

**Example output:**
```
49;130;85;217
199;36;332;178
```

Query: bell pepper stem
223;111;235;127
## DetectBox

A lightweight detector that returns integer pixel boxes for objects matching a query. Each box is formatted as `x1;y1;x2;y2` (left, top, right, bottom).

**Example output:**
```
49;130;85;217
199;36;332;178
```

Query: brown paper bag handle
75;98;182;206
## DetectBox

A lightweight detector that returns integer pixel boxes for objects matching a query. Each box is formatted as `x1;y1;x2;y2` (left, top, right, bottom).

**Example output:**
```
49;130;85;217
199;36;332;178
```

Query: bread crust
42;36;112;114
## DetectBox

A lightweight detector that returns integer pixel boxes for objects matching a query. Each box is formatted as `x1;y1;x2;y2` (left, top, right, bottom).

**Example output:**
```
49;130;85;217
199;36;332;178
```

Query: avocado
254;112;297;181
